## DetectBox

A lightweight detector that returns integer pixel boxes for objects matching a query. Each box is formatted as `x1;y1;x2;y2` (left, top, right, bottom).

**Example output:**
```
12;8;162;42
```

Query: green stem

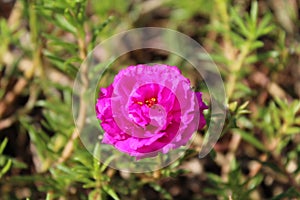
215;0;231;42
28;0;43;79
226;42;252;100
214;0;254;101
56;9;88;164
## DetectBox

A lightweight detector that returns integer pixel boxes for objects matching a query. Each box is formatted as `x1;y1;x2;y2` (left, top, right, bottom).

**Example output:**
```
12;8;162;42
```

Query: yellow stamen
137;101;143;105
136;97;158;107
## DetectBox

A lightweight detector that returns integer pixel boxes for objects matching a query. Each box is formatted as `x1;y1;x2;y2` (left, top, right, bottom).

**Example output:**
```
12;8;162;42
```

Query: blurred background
0;0;300;199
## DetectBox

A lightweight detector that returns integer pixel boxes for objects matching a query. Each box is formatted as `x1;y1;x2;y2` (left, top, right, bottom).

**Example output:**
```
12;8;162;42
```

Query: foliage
0;0;300;199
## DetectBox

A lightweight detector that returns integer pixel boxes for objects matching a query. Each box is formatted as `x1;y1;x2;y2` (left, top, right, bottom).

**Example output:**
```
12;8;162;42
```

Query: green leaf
46;192;54;200
291;101;300;115
234;130;266;152
42;33;78;52
274;97;288;110
0;159;12;178
0;138;8;154
207;173;223;184
230;7;250;38
20;117;52;161
43;50;65;70
250;1;258;27
239;101;250;110
249;41;264;51
245;51;279;64
83;182;96;189
248;174;263;191
12;159;28;169
209;148;217;160
90;16;113;49
54;14;77;34
100;154;115;173
149;183;172;200
270;102;280;130
256;14;275;37
102;185;120;200
204;187;226;197
56;164;74;175
93;142;101;169
285;127;300;135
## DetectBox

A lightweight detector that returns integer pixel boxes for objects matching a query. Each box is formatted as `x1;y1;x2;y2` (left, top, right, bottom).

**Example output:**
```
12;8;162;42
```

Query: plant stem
57;23;88;164
226;42;251;99
28;0;43;79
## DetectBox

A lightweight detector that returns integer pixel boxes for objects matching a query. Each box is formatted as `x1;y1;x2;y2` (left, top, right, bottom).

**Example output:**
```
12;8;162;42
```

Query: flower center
137;97;157;107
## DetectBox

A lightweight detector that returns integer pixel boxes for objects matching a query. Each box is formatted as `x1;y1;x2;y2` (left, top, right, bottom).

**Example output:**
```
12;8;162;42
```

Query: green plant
1;0;300;199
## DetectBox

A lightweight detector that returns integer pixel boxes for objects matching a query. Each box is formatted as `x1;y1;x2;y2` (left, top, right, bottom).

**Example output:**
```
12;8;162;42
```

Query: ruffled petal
96;64;208;159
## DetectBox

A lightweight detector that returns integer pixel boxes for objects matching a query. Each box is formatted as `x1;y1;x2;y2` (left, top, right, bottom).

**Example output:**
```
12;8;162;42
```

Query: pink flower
96;64;208;159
